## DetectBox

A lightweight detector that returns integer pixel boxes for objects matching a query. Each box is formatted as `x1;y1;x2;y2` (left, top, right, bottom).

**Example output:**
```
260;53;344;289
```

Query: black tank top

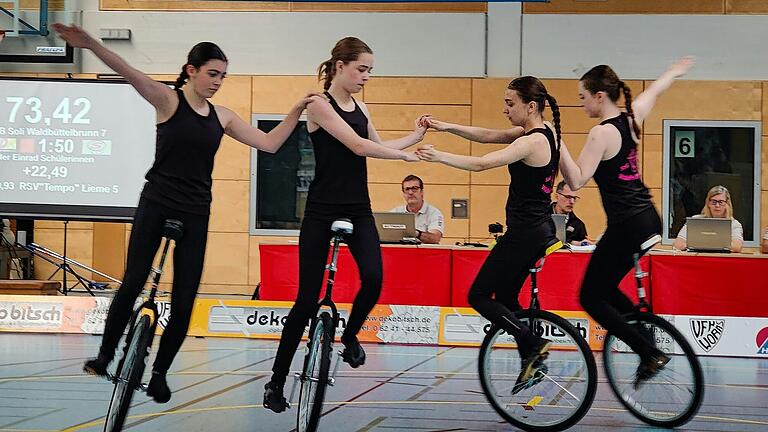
505;127;559;228
142;89;224;215
306;92;371;216
593;113;653;225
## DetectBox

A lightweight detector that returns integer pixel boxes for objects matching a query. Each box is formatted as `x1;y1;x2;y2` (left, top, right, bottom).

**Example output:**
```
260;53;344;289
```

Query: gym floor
1;333;766;431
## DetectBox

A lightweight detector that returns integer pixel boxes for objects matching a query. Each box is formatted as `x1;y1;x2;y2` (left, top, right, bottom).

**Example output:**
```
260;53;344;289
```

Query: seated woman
673;185;743;253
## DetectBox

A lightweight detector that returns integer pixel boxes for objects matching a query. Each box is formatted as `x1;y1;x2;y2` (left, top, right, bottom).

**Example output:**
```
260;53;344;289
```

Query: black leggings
271;214;383;383
579;206;661;359
468;220;555;350
98;195;209;374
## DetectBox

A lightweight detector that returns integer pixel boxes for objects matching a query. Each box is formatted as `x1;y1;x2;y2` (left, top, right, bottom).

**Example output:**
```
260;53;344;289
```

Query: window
249;115;312;236
662;120;762;246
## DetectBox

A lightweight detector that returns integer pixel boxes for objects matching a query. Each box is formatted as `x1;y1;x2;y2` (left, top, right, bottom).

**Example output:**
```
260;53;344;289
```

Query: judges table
259;243;452;306
259;243;768;316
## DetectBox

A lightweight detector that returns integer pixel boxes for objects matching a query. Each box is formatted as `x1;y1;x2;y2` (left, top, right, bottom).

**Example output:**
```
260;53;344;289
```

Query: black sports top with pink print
593;113;653;225
505;126;559;229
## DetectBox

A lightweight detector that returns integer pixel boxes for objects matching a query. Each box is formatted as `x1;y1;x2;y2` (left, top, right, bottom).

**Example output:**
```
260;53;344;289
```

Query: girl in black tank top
558;58;694;384
55;25;317;404
265;37;429;411
418;76;562;384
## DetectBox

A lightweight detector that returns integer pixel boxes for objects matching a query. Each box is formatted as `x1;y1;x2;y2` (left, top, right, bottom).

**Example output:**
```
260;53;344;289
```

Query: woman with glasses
673;185;743;252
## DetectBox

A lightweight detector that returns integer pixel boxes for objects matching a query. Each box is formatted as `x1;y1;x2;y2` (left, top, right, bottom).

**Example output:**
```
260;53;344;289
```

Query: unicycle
103;219;183;432
478;239;598;432
290;218;352;432
602;234;704;427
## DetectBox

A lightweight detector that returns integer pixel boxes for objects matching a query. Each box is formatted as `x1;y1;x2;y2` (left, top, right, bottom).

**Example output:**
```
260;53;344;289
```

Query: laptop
551;214;567;245
685;217;731;253
373;212;418;244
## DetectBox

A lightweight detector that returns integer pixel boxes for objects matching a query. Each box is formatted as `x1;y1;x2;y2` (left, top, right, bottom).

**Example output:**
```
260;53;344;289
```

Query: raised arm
416;135;535;172
559;125;617;190
52;24;176;118
424;115;524;144
631;56;694;123
358;102;426;150
217;93;317;153
308;99;417;161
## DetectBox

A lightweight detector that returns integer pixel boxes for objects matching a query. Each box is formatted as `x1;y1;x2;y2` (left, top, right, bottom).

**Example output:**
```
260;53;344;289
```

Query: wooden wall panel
291;2;485;12
762;136;768;192
468;185;507;239
209;180;250;233
523;0;724;14
366;104;470;131
643;135;663;190
252;76;322;113
368;132;470;185
100;0;289;11
200;232;249;285
644;81;762;135
92;222;126;283
472;78;513;129
32;229;93;282
100;0;484;12
363;78;472;105
728;0;768;14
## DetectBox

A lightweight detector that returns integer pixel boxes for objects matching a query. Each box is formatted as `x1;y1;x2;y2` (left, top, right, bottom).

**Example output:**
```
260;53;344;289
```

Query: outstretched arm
218;93;318;153
308;99;417;161
423;116;524;144
631;56;694;123
359;102;426;150
416;135;535;172
52;23;176;118
559;126;616;190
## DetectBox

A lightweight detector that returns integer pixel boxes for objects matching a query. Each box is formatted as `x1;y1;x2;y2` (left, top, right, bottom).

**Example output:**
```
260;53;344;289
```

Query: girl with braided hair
418;76;562;388
559;57;694;387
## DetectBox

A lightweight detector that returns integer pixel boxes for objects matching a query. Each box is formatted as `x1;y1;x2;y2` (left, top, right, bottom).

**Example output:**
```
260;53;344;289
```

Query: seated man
762;226;768;254
673;185;743;253
391;175;444;244
552;181;591;245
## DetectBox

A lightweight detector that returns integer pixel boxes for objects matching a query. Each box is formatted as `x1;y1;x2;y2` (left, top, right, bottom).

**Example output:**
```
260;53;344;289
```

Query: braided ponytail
174;65;188;90
317;59;334;91
619;81;642;140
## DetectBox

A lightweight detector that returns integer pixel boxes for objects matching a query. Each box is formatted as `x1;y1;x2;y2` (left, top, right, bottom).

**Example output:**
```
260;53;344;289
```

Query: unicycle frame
478;241;598;431
292;222;349;432
602;235;704;428
103;220;182;432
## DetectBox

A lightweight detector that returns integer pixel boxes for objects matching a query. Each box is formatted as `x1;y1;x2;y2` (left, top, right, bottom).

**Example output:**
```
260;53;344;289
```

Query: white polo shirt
390;202;444;234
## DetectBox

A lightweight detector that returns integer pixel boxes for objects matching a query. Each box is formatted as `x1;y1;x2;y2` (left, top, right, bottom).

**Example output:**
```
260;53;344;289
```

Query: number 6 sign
675;130;695;158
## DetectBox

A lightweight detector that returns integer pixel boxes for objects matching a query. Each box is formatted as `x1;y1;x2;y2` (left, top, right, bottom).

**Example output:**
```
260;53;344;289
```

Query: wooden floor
0;333;766;431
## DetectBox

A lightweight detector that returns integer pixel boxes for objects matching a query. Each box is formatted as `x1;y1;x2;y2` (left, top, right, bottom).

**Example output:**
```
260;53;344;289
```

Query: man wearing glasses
390;175;444;244
552;181;592;245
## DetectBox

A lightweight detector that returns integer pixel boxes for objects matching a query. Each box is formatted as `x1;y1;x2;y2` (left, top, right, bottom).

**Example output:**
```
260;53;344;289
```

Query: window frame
661;119;762;247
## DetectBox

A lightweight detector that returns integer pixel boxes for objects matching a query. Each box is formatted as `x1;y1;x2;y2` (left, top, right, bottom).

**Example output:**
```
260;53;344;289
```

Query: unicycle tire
104;314;152;432
296;312;333;432
603;312;704;428
478;309;597;432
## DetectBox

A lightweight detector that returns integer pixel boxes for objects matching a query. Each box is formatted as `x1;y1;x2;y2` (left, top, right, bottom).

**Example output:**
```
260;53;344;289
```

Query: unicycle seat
640;234;661;253
530;238;563;272
163;219;184;240
331;219;353;235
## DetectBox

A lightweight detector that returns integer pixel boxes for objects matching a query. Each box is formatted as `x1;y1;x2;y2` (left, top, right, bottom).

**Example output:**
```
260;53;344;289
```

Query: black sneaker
341;338;366;368
146;371;171;403
263;381;289;413
633;352;670;390
512;338;552;395
83;354;111;376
